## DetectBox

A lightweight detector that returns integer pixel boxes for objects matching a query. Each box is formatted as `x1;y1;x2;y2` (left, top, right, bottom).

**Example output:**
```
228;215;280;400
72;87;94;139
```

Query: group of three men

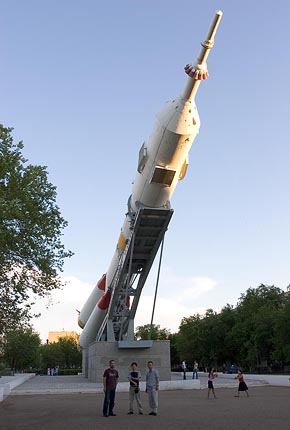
103;359;159;417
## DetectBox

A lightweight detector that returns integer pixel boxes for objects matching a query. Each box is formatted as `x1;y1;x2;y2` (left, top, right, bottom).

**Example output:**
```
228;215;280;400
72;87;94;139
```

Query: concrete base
0;387;4;402
82;348;89;378
83;340;171;383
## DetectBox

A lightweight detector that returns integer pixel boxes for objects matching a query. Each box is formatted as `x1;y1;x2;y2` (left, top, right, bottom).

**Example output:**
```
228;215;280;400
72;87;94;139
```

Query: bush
58;368;82;376
0;367;13;376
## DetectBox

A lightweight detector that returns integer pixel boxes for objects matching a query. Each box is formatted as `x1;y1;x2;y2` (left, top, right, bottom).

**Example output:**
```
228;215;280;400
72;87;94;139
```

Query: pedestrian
181;360;187;380
146;360;159;416
234;370;249;397
192;360;199;379
103;359;119;417
207;367;218;398
127;362;143;415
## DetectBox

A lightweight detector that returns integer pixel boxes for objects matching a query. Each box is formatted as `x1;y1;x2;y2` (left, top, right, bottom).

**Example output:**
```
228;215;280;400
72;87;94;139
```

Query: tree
272;295;290;366
135;324;171;340
176;309;231;370
57;337;82;368
2;327;41;371
233;284;285;369
40;336;82;369
210;304;238;367
0;125;73;334
176;314;204;367
168;332;180;367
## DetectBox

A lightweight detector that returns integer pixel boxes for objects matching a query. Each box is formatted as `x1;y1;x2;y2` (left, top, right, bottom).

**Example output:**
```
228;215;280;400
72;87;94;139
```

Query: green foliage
0;366;14;376
270;295;290;364
173;285;290;372
0;125;73;334
0;330;81;372
2;327;41;370
135;324;171;341
57;368;82;375
40;336;82;369
233;285;285;369
176;314;203;366
168;332;181;366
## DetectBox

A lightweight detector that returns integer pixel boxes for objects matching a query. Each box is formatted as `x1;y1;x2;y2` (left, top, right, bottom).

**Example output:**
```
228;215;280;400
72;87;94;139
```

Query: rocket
79;11;223;348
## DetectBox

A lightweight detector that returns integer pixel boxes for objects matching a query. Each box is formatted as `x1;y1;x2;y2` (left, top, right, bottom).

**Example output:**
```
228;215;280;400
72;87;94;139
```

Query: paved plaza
1;373;290;429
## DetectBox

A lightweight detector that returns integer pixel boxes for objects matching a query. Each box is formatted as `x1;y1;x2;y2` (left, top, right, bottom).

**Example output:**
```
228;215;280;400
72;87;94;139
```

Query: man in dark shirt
103;359;119;417
127;361;143;414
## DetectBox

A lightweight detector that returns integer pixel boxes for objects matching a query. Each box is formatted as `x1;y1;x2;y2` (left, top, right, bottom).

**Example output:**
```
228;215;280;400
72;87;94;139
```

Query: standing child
207;368;218;398
234;370;249;397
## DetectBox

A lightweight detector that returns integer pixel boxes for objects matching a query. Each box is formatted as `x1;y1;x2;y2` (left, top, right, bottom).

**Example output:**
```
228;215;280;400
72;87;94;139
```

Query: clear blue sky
1;1;290;341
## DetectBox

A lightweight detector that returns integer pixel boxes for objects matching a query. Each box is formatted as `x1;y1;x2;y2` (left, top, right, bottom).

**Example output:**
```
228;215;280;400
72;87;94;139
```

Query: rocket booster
79;11;223;348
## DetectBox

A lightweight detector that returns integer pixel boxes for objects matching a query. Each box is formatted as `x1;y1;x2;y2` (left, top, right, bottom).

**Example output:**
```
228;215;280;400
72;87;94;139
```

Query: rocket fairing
79;11;223;349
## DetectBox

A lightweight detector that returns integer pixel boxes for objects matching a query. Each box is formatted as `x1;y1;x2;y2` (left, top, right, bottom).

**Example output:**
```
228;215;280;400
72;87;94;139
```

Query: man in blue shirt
145;360;159;416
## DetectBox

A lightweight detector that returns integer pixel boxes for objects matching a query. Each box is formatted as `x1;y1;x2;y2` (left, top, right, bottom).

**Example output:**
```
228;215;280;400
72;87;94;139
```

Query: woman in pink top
207;368;218;398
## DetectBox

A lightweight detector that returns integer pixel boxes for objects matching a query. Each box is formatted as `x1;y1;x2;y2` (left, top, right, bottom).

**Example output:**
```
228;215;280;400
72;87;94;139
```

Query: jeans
103;388;116;416
147;387;158;413
192;369;198;379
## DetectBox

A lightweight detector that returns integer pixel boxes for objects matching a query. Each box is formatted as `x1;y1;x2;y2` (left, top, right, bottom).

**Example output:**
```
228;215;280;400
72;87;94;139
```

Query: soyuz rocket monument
79;11;223;349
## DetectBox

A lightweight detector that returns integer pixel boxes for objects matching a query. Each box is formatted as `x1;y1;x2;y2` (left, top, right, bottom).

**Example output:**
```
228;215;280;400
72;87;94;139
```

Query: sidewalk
2;371;269;398
0;373;35;402
9;373;201;396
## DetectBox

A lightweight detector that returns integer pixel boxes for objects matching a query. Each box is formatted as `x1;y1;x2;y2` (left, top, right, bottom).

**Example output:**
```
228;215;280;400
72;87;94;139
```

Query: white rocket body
131;99;200;209
79;11;223;349
78;274;106;328
79;289;111;348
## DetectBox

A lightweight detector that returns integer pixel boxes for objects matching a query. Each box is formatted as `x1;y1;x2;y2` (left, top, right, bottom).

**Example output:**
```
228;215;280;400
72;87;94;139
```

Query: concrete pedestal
83;340;171;382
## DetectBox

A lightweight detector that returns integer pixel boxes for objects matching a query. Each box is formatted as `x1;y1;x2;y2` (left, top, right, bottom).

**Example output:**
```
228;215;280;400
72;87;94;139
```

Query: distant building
48;331;80;344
